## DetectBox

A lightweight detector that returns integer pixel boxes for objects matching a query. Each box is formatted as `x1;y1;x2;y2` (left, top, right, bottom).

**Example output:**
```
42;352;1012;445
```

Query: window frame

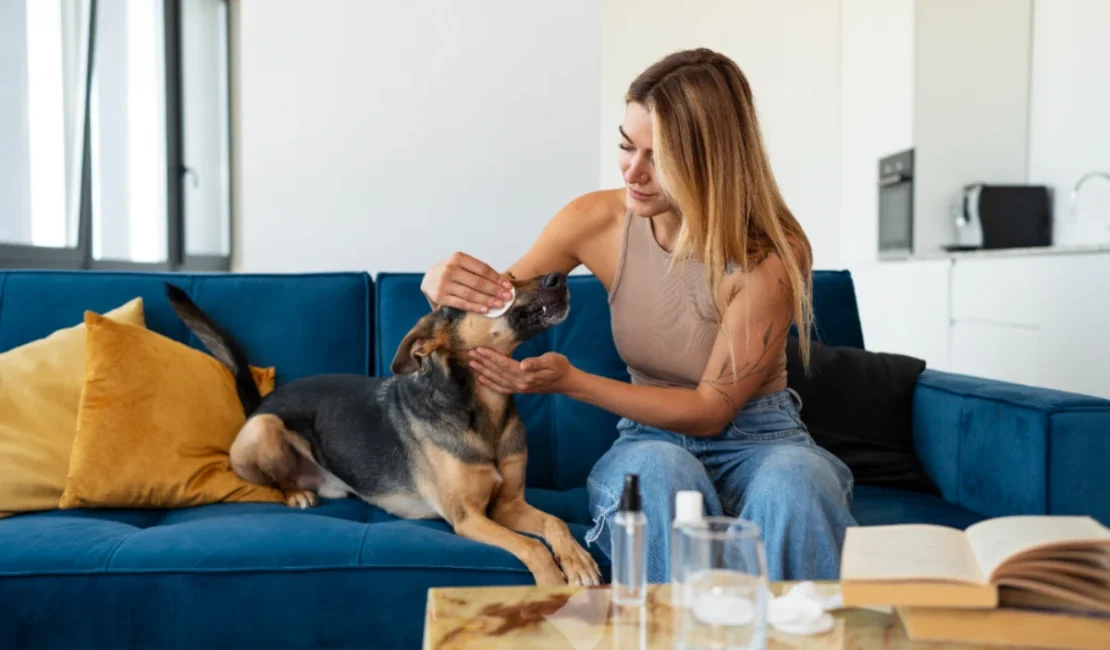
0;0;234;273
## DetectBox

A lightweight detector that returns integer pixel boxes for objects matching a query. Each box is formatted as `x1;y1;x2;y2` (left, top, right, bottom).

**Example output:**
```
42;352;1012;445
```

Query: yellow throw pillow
59;311;285;510
0;298;146;519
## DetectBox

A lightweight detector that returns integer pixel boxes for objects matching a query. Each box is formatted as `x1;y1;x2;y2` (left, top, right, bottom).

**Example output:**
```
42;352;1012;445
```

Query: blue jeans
584;388;856;582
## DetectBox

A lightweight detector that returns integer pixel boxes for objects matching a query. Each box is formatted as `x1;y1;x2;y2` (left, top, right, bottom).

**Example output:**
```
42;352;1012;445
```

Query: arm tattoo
700;278;793;410
725;284;743;309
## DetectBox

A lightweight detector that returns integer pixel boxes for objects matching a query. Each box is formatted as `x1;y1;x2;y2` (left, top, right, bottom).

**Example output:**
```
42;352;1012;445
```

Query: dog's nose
542;272;565;289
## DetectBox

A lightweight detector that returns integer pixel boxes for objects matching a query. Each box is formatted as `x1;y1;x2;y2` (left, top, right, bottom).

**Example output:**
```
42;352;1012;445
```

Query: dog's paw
283;489;319;509
533;563;569;587
559;542;602;587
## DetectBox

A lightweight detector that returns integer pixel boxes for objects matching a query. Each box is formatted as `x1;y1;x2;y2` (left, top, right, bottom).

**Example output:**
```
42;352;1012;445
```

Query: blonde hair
626;48;815;371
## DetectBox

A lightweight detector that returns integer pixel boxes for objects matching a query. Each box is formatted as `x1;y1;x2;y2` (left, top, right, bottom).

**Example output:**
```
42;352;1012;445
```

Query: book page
992;560;1110;583
1000;585;1110;616
841;524;984;583
965;516;1110;581
1032;550;1110;570
996;577;1110;615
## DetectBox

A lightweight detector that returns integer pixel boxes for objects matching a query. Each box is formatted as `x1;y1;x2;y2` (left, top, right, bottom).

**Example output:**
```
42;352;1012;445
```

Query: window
0;0;233;271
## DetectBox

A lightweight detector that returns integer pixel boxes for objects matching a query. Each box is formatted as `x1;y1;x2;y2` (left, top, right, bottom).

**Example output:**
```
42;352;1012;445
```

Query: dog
164;272;600;587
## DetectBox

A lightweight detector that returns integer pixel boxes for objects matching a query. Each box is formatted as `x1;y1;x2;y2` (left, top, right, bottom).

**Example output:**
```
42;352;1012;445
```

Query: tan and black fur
164;274;600;587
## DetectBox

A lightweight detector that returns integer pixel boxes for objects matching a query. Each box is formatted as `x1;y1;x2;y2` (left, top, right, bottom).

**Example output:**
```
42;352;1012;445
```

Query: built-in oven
877;149;914;258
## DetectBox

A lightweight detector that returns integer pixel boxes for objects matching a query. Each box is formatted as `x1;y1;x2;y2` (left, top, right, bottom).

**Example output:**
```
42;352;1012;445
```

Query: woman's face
618;102;669;217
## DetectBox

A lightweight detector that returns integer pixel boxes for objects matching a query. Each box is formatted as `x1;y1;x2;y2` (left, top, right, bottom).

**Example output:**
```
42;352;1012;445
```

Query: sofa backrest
374;270;865;490
0;270;374;383
1;268;864;492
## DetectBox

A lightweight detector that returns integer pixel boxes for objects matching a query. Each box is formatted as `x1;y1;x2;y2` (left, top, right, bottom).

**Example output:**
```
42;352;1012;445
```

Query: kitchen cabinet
949;252;1110;398
853;250;1110;399
848;258;952;372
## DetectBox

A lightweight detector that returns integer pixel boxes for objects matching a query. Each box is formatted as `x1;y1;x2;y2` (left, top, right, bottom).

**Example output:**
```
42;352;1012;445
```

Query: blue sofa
1;269;1108;650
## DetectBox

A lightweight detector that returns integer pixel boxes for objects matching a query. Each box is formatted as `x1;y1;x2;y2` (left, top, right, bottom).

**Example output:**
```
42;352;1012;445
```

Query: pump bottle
670;490;704;605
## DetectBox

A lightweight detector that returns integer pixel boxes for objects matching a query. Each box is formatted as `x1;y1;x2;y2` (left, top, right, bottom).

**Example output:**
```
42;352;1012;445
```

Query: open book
840;515;1110;613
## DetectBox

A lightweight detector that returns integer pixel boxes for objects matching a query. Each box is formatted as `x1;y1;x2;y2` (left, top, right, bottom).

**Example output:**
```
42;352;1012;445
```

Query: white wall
911;0;1033;255
838;0;914;266
599;0;843;271
233;0;601;275
838;0;952;367
851;258;952;370
1027;0;1110;246
0;0;31;245
235;0;845;274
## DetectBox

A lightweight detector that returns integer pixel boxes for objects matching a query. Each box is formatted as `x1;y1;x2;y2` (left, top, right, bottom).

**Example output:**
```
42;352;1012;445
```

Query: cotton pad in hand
484;286;515;318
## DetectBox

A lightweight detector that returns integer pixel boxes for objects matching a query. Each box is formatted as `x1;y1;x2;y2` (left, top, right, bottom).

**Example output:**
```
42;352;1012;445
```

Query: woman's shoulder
507;188;628;280
539;188;627;248
555;188;627;228
718;247;795;311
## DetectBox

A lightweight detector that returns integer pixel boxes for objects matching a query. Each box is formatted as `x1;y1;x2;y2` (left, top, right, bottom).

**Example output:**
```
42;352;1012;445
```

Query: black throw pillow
785;336;940;495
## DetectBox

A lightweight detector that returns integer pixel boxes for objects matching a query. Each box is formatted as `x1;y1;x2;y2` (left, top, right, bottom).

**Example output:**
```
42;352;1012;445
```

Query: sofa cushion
58;312;284;511
0;298;145;519
804;269;866;349
0;484;984;650
913;369;1110;525
850;484;986;530
0;494;608;650
0;271;373;383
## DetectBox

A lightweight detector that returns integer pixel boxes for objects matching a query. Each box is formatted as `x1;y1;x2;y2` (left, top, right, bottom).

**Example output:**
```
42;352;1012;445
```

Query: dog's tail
164;282;262;416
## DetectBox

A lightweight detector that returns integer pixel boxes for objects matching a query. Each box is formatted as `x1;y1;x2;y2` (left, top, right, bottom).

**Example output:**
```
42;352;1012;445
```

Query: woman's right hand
421;252;515;313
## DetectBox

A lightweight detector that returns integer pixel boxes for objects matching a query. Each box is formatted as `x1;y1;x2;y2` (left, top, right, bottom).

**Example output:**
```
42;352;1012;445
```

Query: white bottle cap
484;285;515;318
675;490;703;523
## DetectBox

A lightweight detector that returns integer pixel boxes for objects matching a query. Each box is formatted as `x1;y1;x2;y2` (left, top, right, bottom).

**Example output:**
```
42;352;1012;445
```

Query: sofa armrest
912;369;1110;526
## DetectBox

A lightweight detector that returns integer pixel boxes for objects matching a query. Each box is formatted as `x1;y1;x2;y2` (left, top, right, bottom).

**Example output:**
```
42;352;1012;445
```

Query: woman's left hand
468;348;576;395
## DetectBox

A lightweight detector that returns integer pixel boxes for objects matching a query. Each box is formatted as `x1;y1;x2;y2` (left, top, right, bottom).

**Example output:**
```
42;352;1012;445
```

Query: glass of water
676;517;769;650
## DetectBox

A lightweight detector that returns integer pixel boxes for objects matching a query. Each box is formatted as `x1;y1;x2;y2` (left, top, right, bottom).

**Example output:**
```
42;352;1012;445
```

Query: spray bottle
612;473;647;606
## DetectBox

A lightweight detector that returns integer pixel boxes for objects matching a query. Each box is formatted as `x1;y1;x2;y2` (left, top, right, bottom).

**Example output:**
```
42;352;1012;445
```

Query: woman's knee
585;440;714;550
744;445;853;512
589;441;707;500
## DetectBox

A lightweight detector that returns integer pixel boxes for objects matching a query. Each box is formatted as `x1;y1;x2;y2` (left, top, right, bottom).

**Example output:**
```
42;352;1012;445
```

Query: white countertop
880;241;1110;262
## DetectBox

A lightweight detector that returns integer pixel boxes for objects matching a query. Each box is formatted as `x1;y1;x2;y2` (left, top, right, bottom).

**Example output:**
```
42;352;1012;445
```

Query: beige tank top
608;213;721;389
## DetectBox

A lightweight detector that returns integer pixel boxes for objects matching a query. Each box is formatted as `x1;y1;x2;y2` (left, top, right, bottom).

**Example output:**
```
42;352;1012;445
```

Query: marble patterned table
422;581;1048;649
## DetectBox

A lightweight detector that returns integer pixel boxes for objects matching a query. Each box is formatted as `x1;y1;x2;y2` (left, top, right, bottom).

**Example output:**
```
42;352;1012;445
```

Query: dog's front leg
452;509;567;586
490;452;602;587
434;460;567;586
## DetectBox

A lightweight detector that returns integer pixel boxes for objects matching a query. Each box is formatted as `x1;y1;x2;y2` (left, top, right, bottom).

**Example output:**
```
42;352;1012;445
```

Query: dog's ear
390;312;446;375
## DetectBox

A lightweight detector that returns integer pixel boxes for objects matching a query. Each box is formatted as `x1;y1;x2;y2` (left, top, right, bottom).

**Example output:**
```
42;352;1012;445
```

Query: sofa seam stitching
364;273;372;376
373;273;382;376
956;392;965;509
355;521;373;565
100;530;141;571
1044;412;1053;515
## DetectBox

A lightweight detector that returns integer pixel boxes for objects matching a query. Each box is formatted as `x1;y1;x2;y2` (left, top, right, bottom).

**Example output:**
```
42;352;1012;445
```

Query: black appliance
953;183;1052;250
877;149;914;257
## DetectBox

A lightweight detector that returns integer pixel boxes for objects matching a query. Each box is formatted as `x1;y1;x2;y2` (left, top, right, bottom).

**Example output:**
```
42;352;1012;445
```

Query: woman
420;48;856;582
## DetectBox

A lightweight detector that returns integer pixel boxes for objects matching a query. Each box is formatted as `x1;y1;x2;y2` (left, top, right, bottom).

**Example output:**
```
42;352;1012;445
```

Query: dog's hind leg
230;414;319;509
491;451;602;587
